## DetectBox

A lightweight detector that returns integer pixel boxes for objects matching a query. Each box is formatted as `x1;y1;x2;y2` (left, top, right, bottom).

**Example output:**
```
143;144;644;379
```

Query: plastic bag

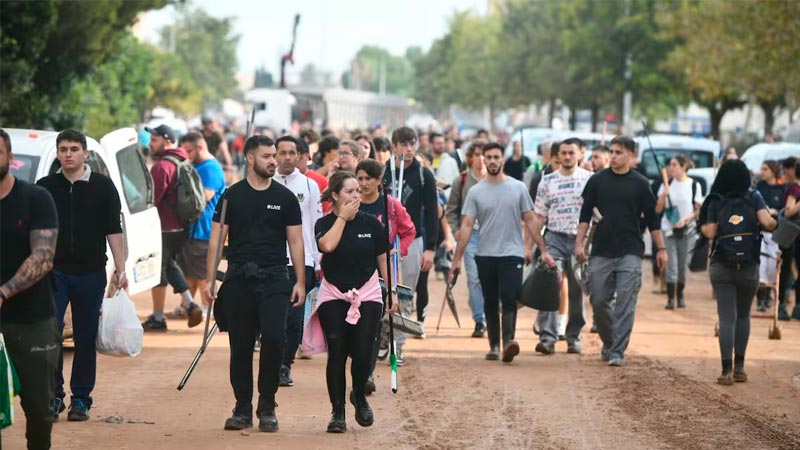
0;333;21;429
96;290;144;357
303;284;319;327
519;261;561;311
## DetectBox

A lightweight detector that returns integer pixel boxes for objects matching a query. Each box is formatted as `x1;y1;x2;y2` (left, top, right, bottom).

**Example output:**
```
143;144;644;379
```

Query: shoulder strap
163;155;181;166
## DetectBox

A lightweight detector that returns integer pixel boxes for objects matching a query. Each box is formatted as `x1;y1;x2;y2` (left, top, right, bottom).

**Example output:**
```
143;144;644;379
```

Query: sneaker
142;315;167;332
535;342;555;355
67;398;91;422
365;375;376;396
279;365;293;387
558;334;566;341
502;341;520;363
297;347;312;360
224;411;253;430
590;324;598;333
53;397;66;421
532;323;540;335
733;369;748;383
389;351;405;367
186;302;204;328
567;341;582;354
377;347;389;361
165;305;187;319
717;371;734;386
778;305;791;321
756;300;766;312
471;322;486;338
485;346;500;361
608;356;625;367
601;349;610;362
415;325;426;339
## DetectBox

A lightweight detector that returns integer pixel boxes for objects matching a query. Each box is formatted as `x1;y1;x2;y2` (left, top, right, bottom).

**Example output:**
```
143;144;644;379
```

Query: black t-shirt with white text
0;179;58;323
316;211;390;292
214;179;302;268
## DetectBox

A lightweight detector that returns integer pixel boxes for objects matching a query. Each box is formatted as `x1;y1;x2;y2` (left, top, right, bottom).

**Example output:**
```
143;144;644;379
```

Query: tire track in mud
609;357;800;450
372;361;565;450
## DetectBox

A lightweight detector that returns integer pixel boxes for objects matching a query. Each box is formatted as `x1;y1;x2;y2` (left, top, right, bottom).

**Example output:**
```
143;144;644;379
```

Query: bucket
772;215;800;248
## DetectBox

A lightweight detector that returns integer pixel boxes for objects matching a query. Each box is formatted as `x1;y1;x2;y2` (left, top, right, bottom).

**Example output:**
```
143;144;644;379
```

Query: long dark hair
710;159;751;197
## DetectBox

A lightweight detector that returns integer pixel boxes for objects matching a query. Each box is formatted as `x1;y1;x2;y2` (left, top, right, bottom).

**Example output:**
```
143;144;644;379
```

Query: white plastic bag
96;290;144;357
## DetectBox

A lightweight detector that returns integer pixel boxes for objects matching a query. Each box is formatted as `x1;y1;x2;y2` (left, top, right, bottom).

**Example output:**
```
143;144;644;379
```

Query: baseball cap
145;124;176;143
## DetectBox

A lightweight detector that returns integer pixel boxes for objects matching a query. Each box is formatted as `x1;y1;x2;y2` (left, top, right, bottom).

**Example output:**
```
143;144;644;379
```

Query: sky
138;0;487;81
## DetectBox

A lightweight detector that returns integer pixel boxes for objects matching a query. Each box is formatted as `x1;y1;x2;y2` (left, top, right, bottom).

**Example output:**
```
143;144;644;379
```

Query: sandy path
3;271;799;450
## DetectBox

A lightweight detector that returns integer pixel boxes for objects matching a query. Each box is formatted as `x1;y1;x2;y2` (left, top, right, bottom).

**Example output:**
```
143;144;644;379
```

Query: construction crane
279;14;300;88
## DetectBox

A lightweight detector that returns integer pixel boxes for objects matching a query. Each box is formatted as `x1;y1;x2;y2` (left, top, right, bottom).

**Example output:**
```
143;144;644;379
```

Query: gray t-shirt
462;177;535;257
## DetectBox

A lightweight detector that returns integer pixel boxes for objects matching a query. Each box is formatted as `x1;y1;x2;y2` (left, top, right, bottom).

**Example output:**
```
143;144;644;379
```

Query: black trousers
415;269;430;322
4;317;60;450
475;256;523;348
778;242;800;305
221;271;291;416
318;300;382;405
282;266;315;368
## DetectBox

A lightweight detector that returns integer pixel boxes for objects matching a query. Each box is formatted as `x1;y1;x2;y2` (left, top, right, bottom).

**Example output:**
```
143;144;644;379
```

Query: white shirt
275;168;323;269
657;178;703;232
533;168;593;236
434;152;461;199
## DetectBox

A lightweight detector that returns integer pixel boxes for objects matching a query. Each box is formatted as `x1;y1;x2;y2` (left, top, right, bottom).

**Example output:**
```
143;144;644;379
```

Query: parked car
635;134;720;196
6;128;163;339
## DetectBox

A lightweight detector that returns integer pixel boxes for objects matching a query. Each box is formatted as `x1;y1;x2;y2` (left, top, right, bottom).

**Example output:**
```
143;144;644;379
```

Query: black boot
224;403;253;430
677;283;686;308
349;391;374;427
256;397;278;432
327;403;347;433
792;304;800;320
501;310;519;363
733;355;747;383
665;283;676;310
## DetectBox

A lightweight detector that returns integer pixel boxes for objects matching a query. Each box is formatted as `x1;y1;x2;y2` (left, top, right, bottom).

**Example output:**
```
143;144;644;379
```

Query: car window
641;149;714;179
87;151;110;177
9;155;39;182
115;144;152;214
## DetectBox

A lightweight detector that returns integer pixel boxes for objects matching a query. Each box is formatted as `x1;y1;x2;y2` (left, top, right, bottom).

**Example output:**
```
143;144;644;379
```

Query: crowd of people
1;118;798;448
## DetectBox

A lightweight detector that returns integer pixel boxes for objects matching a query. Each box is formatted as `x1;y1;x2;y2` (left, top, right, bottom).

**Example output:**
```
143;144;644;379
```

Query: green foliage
0;0;171;129
254;67;274;88
159;6;239;109
346;45;414;96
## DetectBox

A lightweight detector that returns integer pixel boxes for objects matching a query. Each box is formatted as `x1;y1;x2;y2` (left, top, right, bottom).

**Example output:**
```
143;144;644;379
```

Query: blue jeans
282;266;315;368
54;268;107;402
465;230;485;325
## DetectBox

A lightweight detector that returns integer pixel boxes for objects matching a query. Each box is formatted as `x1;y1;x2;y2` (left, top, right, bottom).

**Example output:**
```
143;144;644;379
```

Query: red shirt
151;147;190;231
305;169;332;214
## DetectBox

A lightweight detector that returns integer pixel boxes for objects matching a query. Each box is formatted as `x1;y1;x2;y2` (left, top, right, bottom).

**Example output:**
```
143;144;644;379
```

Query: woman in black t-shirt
311;171;392;433
700;160;776;386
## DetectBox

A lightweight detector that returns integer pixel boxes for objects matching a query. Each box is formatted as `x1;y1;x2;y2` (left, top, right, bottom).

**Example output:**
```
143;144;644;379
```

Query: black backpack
713;192;761;268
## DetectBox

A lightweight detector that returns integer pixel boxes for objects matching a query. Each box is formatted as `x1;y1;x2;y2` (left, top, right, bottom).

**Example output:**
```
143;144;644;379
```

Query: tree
344;46;414;96
0;0;170;128
159;6;239;109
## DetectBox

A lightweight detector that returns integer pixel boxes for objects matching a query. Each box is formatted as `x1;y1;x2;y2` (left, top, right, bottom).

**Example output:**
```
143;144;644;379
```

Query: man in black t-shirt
203;135;305;433
0;128;60;450
577;135;668;367
37;129;127;422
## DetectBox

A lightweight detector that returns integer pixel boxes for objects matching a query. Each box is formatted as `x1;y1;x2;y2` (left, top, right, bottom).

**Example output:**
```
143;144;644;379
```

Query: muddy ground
4;270;800;450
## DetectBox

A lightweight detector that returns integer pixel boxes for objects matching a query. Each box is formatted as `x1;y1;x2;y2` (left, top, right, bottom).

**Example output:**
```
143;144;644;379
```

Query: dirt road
4;271;800;450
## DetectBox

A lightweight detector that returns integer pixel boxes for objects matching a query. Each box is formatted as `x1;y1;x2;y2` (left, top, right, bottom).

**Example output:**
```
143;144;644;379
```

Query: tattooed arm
0;228;58;304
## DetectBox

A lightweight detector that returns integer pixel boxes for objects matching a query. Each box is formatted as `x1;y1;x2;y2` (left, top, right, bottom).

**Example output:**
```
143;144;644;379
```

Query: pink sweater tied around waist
302;271;383;355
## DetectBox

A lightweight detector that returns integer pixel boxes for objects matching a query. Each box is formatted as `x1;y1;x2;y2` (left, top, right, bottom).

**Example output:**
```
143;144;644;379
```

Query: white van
6;128;163;337
634;134;720;196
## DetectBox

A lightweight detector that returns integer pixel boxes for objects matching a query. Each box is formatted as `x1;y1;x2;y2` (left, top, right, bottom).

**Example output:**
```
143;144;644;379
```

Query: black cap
145;125;176;143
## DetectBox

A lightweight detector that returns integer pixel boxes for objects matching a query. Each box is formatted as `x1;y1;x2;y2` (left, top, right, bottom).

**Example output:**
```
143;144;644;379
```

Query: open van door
100;128;162;295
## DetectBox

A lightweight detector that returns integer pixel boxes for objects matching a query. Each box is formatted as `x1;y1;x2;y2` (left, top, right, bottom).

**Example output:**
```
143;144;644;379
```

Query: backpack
163;156;206;227
713;192;761;268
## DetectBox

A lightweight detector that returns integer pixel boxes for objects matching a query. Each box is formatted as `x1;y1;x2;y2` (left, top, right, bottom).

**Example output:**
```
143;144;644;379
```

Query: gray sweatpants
536;232;585;344
588;255;642;359
665;232;694;284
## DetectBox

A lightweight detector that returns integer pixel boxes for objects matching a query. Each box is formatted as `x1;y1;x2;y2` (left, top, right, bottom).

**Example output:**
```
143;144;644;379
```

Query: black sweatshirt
383;158;438;251
37;170;123;273
580;168;659;258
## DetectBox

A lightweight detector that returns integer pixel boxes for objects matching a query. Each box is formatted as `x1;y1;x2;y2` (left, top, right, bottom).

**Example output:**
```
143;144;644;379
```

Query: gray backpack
163;156;206;226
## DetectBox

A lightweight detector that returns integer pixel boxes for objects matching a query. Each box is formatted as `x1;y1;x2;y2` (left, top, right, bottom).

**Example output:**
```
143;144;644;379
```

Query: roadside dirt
4;270;800;450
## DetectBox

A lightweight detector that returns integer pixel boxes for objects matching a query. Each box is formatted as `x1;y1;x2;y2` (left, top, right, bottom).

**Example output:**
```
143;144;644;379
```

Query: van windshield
641;149;714;179
9;155;40;182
